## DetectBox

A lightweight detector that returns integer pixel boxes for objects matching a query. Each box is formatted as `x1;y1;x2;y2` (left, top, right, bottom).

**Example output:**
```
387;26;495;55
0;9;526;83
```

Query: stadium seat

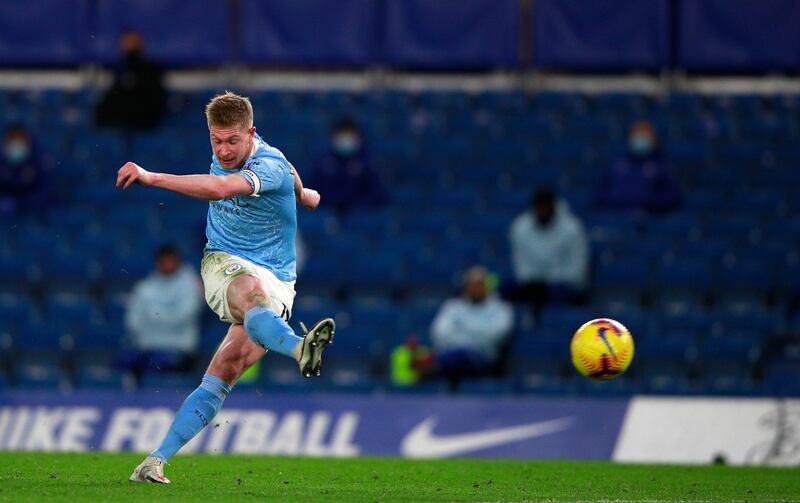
77;365;126;390
139;372;201;394
16;362;68;390
652;256;713;304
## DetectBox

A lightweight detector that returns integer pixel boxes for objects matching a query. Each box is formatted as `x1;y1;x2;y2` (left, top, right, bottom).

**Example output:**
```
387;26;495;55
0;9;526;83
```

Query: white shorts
200;251;296;324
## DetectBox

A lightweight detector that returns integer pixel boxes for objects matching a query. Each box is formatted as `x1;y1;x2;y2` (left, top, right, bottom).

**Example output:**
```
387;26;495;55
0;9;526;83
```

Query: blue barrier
533;0;669;71
678;0;800;72
240;0;378;66
0;0;89;66
91;0;231;65
0;1;798;70
384;0;519;69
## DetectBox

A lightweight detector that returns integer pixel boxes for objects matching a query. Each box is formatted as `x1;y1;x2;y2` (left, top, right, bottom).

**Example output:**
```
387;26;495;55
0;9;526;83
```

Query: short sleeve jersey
204;133;297;282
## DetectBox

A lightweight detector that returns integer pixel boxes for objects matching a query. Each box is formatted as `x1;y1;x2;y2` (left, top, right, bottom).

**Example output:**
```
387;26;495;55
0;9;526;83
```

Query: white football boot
129;456;171;484
297;318;336;378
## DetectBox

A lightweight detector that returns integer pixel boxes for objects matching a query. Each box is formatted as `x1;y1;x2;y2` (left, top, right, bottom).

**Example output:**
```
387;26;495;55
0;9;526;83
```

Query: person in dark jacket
309;119;385;214
95;30;167;131
594;121;683;214
0;126;47;216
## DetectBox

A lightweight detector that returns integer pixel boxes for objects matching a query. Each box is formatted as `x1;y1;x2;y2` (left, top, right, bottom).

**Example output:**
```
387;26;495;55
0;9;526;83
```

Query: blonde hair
205;91;253;129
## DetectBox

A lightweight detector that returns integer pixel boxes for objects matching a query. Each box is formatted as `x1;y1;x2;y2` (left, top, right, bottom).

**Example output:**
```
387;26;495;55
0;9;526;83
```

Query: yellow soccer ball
570;318;634;380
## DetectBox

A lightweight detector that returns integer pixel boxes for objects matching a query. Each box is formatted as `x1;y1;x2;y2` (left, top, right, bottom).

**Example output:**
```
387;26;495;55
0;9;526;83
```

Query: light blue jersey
205;134;297;282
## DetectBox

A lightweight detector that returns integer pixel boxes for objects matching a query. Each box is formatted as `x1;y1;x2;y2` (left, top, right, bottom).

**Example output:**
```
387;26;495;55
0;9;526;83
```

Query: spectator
122;246;203;382
0;126;47;216
95;30;167;131
390;335;432;387
309;119;385;214
429;266;514;388
594;121;683;213
508;189;589;316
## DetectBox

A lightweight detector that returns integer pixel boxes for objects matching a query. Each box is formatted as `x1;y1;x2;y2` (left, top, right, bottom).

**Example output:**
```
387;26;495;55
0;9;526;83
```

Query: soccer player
116;92;335;484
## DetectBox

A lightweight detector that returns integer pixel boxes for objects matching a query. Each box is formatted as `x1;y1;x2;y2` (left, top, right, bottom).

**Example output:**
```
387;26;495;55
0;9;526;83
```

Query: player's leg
227;274;335;377
206;322;265;383
131;324;262;484
227;274;303;358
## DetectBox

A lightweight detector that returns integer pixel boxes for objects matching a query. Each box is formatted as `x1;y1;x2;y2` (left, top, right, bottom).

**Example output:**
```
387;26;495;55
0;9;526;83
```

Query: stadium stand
0;87;797;396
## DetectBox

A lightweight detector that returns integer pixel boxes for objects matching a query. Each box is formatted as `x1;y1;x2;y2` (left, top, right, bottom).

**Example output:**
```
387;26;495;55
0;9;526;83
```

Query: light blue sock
151;373;231;462
243;305;302;358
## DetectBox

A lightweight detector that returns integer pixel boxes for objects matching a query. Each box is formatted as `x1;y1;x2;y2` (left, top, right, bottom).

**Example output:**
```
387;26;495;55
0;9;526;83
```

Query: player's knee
228;276;271;314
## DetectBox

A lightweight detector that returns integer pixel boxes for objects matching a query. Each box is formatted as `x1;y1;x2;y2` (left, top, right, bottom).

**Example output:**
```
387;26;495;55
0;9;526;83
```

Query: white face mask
4;141;30;164
333;133;361;157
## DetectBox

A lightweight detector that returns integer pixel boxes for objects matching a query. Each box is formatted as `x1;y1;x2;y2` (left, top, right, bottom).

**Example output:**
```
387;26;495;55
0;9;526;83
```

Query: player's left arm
290;163;320;211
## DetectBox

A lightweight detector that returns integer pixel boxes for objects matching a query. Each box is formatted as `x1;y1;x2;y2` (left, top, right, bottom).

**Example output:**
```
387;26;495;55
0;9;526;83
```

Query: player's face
209;125;255;169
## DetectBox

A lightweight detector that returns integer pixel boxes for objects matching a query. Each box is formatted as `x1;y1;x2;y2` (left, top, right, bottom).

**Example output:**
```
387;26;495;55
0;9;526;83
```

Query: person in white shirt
430;266;514;386
508;188;589;317
122;245;203;381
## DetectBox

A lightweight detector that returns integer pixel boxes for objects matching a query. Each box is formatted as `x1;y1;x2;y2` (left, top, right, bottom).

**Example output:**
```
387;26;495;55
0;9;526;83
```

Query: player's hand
299;188;320;211
116;162;153;189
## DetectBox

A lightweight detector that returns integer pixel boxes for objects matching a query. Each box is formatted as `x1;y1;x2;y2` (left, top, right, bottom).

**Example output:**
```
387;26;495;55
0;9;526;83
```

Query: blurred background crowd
0;0;799;397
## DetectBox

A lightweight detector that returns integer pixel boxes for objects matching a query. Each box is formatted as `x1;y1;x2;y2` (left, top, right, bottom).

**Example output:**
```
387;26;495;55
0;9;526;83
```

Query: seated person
429;266;514;387
121;245;203;382
507;188;589;317
309;119;385;214
389;335;432;387
0;126;48;216
594;121;683;213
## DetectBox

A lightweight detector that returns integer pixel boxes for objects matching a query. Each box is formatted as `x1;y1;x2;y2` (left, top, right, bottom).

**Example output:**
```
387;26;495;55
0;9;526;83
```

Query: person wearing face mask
507;189;589;318
428;266;514;389
594;121;683;213
309;119;385;214
95;30;167;131
0;126;47;216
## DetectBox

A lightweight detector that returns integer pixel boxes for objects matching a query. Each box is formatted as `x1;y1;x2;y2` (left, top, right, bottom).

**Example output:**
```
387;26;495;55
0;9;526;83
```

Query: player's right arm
289;163;320;211
116;162;251;200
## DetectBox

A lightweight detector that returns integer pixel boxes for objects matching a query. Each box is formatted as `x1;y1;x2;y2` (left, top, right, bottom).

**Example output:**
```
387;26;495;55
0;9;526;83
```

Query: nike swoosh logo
401;416;575;458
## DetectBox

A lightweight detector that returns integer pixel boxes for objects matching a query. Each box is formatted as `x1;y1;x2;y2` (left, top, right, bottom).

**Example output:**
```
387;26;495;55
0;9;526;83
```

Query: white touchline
400;416;576;458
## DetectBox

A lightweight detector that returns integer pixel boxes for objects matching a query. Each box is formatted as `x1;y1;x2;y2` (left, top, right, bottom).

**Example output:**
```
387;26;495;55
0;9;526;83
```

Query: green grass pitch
0;452;797;502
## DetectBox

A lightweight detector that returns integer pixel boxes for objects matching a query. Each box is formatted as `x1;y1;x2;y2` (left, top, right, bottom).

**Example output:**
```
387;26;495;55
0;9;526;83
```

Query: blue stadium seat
538;307;599;334
652;256;713;303
75;320;125;352
715;307;781;340
700;335;761;363
320;357;377;393
139;373;201;393
347;253;405;291
647;214;699;242
44;293;102;329
0;293;36;332
685;190;725;213
763;360;800;396
580;377;640;397
516;374;579;396
715;258;775;303
261;356;318;393
17;321;74;352
16;362;67;390
660;306;715;337
593;256;651;297
77;365;125;390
